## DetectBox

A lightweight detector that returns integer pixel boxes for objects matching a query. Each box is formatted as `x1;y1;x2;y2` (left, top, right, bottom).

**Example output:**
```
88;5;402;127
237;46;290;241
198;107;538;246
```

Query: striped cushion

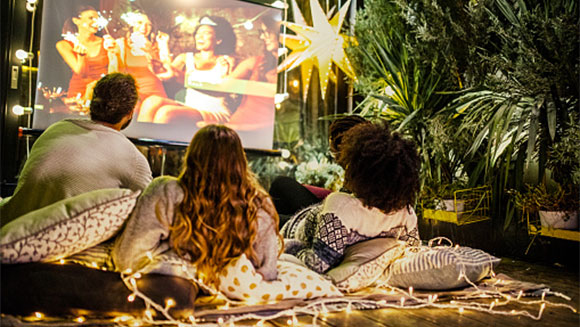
384;246;501;290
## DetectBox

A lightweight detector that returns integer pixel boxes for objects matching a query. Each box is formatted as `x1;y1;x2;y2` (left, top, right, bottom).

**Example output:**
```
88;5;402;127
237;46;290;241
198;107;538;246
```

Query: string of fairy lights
19;236;577;326
10;1;578;326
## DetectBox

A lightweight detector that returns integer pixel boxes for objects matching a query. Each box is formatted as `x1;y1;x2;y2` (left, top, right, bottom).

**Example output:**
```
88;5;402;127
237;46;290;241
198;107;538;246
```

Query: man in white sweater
0;73;152;225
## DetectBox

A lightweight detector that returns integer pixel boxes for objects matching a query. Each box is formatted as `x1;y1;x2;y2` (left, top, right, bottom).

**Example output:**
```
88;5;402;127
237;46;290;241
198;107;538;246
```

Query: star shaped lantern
279;0;356;101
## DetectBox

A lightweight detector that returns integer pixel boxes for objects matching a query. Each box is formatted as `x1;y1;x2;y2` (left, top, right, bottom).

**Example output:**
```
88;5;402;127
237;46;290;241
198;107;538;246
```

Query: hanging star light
279;0;356;100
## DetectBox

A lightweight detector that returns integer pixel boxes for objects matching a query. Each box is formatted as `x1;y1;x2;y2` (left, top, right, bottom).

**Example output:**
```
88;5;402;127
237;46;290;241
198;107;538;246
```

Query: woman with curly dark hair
113;125;280;287
269;115;368;216
281;121;421;273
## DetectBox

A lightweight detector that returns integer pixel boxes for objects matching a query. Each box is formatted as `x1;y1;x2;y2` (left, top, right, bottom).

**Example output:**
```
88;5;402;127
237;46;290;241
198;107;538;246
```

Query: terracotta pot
538;211;579;230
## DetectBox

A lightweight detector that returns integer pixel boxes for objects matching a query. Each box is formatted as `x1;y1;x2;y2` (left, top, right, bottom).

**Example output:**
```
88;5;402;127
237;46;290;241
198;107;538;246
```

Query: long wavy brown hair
171;125;279;288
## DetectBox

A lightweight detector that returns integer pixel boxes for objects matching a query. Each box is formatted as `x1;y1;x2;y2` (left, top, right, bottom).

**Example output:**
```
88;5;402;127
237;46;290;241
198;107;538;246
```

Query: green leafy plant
510;183;579;217
442;0;579;230
294;158;344;192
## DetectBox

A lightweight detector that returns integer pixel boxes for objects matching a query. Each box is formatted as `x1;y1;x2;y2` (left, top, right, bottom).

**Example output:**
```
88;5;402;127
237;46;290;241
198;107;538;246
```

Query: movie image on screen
34;0;282;149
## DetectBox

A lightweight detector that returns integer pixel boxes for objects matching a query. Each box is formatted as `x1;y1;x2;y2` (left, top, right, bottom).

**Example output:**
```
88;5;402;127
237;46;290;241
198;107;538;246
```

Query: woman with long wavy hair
113;125;280;287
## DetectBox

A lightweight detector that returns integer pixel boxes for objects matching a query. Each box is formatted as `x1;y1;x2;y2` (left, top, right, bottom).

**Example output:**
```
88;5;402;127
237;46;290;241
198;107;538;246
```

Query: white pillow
383;246;501;290
219;254;343;302
1;188;139;264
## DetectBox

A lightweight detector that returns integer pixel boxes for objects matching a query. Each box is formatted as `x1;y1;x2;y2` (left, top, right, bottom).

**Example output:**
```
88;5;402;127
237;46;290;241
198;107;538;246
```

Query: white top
184;52;232;121
322;192;418;238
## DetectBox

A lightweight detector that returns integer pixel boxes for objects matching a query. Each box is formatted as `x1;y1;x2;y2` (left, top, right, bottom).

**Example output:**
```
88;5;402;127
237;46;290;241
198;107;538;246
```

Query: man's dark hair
329;115;368;155
337;121;420;214
90;73;138;124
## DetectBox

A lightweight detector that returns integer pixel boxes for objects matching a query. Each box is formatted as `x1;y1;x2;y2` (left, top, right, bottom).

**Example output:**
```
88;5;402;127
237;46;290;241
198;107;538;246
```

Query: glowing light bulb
75;316;86;323
114;315;132;322
165;298;176;308
274;93;289;104
12;105;32;115
271;0;288;9
15;49;29;60
34;312;44;319
128;294;136;302
459;307;464;314
243;20;253;30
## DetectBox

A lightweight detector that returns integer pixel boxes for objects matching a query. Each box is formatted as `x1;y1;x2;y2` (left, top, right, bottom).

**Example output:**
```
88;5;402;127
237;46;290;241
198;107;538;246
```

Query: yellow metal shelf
423;209;490;225
421;186;491;226
527;221;580;242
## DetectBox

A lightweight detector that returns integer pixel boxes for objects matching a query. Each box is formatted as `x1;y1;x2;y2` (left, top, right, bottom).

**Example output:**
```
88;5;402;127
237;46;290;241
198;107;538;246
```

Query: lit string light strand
108;237;577;326
27;238;577;326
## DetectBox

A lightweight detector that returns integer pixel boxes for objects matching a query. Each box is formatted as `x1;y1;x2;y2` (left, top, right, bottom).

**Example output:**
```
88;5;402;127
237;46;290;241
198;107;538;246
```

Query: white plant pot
441;199;465;213
539;211;579;230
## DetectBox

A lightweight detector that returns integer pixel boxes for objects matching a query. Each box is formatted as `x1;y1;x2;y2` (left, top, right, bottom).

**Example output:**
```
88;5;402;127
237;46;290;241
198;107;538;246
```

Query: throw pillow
383;246;501;290
219;254;342;302
1;188;139;264
325;238;406;292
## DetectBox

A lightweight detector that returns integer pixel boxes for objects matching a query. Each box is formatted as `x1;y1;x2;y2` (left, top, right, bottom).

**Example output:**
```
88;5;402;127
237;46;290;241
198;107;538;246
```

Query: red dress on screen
226;56;275;131
66;40;109;98
122;38;167;101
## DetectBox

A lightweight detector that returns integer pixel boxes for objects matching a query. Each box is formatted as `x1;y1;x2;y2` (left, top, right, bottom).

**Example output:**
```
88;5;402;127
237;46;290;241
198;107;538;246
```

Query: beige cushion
1;188;139;264
325;238;406;292
384;246;501;290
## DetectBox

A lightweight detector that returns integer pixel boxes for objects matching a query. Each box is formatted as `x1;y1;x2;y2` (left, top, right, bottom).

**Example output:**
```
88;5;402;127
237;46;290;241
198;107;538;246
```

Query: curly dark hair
329;115;368;155
90;73;138;124
337;121;420;214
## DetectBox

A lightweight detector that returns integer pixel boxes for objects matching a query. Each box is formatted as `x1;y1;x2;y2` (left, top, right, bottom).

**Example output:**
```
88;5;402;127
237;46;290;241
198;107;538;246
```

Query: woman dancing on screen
112;125;281;287
56;5;118;102
116;11;171;110
138;15;236;124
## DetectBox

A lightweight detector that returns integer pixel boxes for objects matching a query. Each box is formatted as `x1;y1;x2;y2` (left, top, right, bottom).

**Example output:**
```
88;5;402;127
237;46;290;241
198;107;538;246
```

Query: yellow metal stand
422;186;491;226
526;212;580;242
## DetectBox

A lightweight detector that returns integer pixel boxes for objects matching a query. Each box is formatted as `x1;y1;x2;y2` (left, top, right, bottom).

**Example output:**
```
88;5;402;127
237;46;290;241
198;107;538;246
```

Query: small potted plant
420;179;491;225
511;183;579;230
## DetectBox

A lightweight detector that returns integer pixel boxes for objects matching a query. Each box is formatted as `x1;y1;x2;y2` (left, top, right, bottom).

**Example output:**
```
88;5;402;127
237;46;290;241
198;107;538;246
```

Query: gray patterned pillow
384;246;501;290
1;188;139;264
325;238;406;293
